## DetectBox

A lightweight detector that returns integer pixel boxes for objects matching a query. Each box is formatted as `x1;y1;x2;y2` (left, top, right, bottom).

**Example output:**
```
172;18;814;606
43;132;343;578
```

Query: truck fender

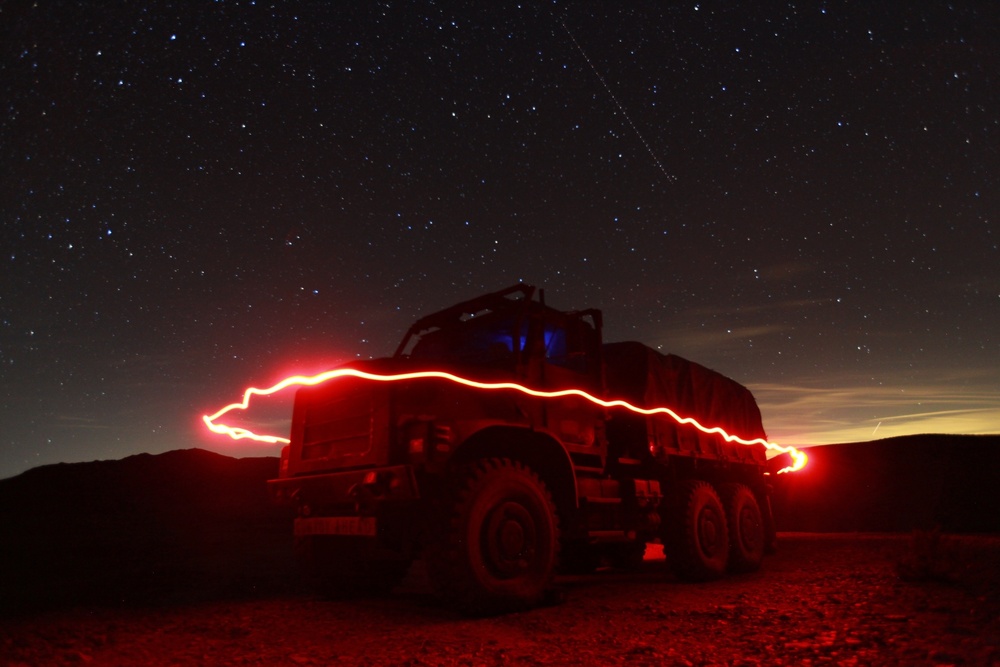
450;425;580;515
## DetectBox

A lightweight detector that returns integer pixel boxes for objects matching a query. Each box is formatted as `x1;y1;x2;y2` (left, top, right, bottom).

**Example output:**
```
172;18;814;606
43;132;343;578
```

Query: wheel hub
500;519;525;557
698;508;723;556
484;501;536;577
739;507;760;550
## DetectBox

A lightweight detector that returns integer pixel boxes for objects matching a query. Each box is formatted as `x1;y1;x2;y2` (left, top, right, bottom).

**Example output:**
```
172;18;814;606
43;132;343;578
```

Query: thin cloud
651;324;788;356
54;416;111;430
877;407;1000;422
751;378;1000;445
684;298;832;318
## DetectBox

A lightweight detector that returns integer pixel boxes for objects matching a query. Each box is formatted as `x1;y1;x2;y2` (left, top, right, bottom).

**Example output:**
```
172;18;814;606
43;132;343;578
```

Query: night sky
2;2;998;479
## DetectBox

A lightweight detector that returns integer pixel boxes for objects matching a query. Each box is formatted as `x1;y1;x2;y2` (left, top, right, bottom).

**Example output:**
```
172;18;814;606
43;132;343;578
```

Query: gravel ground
2;533;998;666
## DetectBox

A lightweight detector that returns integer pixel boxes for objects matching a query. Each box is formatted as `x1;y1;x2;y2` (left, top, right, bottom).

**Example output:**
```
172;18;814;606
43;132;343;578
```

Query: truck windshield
407;313;520;369
405;313;591;376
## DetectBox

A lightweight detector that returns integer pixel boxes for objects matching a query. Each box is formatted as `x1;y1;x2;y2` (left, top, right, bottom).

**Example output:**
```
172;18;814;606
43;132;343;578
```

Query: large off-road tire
665;480;729;581
295;536;412;598
425;458;560;615
719;483;766;573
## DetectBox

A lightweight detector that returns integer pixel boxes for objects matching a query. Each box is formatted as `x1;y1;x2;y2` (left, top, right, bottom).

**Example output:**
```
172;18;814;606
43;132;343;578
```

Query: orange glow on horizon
203;368;808;473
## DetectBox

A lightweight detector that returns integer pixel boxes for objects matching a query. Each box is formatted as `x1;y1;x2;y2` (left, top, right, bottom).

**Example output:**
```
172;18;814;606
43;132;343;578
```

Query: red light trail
203;368;808;473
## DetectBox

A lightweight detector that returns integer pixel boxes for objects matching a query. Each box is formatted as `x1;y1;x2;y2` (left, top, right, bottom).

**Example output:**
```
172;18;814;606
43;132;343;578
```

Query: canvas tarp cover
603;342;767;464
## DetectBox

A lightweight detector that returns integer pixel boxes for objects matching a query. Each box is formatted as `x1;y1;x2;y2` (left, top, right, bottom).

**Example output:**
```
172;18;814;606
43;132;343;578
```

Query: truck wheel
666;480;729;581
296;536;411;598
719;483;766;573
426;458;560;614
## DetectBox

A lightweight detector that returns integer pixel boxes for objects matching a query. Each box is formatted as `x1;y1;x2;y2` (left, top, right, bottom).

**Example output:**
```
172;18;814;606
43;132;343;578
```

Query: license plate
294;516;377;537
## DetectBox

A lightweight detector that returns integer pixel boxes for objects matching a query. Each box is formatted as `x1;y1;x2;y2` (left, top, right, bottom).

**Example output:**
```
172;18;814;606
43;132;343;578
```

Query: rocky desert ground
3;533;999;666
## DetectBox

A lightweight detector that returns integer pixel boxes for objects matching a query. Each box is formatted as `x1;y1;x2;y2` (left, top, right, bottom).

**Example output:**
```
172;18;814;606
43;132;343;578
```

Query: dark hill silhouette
771;434;1000;533
0;449;292;615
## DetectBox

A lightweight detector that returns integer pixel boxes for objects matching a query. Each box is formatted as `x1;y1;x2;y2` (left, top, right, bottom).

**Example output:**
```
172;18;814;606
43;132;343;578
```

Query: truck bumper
268;464;419;511
294;515;377;537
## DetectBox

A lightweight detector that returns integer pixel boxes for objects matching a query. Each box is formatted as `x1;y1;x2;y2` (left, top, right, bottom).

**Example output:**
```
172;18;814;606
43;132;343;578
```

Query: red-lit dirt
3;533;998;666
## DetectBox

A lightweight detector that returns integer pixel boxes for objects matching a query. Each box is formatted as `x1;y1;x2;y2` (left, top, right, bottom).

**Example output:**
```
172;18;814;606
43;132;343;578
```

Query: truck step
572;465;605;474
586;530;630;542
580;495;622;505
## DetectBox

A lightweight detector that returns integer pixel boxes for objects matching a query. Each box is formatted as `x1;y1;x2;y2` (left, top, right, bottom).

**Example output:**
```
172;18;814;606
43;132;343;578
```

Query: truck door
528;313;607;469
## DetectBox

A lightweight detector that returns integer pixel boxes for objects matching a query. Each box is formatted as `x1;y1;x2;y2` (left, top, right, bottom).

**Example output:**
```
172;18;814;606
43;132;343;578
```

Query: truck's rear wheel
296;536;411;598
666;480;729;581
426;458;559;614
719;483;766;573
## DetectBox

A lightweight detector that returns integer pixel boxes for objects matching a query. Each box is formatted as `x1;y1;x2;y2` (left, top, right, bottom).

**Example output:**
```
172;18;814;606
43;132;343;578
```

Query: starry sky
2;1;998;479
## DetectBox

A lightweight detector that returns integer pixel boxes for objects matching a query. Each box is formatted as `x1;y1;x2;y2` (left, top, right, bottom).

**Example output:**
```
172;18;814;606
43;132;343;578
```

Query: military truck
269;284;777;613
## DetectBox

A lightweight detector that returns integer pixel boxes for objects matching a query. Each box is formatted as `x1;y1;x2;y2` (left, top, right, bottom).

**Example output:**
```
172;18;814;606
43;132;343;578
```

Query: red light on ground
202;368;808;473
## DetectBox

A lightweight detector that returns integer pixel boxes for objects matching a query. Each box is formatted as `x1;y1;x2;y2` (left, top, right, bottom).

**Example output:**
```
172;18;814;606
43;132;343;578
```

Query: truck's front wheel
426;458;560;614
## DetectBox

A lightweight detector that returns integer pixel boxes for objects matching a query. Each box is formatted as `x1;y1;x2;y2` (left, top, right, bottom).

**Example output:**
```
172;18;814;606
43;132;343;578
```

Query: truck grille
295;379;388;469
301;407;373;460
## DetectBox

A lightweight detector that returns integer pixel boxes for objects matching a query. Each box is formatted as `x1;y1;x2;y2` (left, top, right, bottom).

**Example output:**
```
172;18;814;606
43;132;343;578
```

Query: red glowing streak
202;368;808;474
